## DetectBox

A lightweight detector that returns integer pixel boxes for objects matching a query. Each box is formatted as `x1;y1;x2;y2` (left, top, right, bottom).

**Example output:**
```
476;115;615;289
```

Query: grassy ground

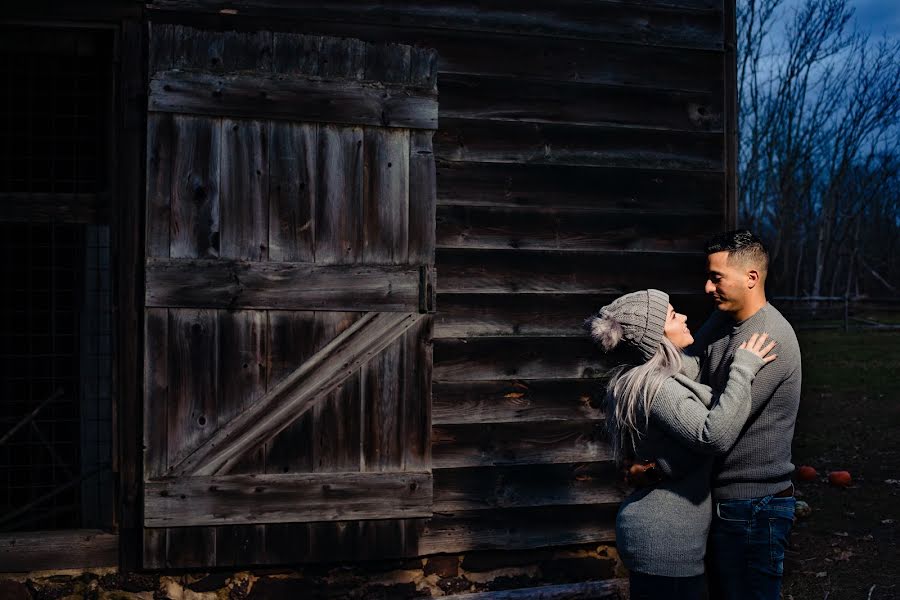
782;329;900;600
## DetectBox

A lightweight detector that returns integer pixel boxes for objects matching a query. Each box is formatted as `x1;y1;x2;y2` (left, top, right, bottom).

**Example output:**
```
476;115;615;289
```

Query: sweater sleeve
649;349;766;454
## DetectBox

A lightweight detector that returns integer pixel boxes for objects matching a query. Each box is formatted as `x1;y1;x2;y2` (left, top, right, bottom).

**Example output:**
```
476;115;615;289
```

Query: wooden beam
434;117;723;171
145;259;425;312
432;420;611;469
166;311;423;477
436;248;705;295
440;73;723;131
144;471;432;527
436;204;724;252
435;161;725;213
434;336;614;382
149;70;438;130
0;530;118;571
418;505;617;555
440;579;628;600
433;463;624;512
434;292;712;339
146;1;722;50
433;379;604;425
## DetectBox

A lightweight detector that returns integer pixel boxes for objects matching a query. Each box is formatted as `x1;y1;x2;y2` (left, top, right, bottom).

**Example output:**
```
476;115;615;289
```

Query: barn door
141;25;437;568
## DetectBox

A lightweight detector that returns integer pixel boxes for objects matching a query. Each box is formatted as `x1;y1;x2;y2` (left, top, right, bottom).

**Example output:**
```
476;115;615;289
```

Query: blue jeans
629;572;705;600
708;494;796;600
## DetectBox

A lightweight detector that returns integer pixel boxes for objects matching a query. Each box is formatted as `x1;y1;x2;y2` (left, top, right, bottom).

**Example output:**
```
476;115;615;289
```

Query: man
689;229;802;600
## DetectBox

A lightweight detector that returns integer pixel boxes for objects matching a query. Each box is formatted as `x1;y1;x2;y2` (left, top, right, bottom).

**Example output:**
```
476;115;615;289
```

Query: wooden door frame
0;8;145;573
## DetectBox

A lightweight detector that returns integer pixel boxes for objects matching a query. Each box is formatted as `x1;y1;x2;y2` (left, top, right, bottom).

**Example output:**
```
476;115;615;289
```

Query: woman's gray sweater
614;348;766;577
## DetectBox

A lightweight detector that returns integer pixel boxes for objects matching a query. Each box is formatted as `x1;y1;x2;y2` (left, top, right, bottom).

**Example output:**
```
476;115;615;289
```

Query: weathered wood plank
272;32;321;77
311;312;363;473
264;311;318;474
435;161;724;212
167;309;218;469
436;248;704;295
434;292;713;339
144;472;433;527
0;530;118;571
363;128;410;263
316;125;363;264
145;259;423;311
142;527;167;569
170;115;220;258
148;22;175;74
215;524;267;567
149;71;439;130
150;16;723;88
318;35;367;80
169;312;423;476
418;506;617;555
433;463;624;512
440;579;627;600
402;316;432;470
440;73;723;131
432;421;610;469
147;2;723;51
433;379;604;426
166;527;216;569
268;122;316;262
264;311;362;475
263;522;312;564
436;205;725;252
408;131;436;264
143;309;169;480
220;118;268;261
435;118;723;170
362;337;403;471
146;113;175;258
434;336;610;383
169;25;274;72
365;40;411;84
218;310;267;474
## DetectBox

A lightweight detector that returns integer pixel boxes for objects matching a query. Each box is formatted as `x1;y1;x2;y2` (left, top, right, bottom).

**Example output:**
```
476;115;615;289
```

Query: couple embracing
587;230;801;600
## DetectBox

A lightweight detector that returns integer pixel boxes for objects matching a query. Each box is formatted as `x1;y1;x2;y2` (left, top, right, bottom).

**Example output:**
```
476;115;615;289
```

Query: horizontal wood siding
144;471;433;526
147;1;731;565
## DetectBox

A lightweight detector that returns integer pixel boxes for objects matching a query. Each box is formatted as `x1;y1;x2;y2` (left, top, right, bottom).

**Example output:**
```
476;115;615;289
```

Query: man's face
705;251;748;314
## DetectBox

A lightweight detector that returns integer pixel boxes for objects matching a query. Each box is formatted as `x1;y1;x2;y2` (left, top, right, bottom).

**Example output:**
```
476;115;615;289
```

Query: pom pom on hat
587;313;624;352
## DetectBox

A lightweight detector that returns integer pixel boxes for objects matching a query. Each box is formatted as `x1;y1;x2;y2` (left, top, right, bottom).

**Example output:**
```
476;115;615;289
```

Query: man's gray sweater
615;349;766;576
690;303;802;500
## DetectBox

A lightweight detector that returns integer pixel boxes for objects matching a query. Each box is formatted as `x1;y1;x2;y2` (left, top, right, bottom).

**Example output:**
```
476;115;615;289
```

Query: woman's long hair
605;337;683;464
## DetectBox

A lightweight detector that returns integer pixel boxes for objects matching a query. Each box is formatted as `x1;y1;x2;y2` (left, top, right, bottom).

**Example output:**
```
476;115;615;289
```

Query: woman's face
664;304;694;349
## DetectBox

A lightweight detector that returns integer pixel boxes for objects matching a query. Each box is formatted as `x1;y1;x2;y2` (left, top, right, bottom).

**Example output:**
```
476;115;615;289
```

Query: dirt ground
782;329;899;600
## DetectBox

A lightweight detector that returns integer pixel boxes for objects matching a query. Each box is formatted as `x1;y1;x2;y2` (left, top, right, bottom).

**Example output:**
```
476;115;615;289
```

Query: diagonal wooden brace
164;311;424;478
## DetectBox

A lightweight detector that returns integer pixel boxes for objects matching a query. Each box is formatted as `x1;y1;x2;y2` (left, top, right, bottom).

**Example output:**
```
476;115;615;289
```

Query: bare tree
737;0;900;297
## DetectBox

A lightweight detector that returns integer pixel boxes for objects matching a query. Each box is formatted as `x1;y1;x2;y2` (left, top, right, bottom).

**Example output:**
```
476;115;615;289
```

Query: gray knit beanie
587;289;669;361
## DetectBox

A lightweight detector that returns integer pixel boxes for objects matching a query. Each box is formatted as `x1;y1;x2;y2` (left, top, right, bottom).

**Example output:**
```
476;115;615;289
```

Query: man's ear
746;269;760;289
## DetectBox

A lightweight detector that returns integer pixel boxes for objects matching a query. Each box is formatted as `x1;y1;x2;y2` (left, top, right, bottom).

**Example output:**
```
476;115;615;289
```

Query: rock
794;500;812;518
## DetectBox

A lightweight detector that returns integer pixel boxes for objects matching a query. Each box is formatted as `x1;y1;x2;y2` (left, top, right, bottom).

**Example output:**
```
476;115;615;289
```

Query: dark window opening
0;27;115;533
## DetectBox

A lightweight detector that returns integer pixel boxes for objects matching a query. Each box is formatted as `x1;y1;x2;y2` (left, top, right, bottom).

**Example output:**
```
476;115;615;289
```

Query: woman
586;289;776;600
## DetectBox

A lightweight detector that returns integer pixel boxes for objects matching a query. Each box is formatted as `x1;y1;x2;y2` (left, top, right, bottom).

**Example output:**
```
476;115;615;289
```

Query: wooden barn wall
147;0;733;562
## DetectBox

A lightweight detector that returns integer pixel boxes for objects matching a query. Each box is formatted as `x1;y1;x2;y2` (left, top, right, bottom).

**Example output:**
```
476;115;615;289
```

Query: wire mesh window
0;27;114;533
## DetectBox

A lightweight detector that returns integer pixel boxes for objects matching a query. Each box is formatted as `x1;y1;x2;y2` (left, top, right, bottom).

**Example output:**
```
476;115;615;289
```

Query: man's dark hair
705;229;769;273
